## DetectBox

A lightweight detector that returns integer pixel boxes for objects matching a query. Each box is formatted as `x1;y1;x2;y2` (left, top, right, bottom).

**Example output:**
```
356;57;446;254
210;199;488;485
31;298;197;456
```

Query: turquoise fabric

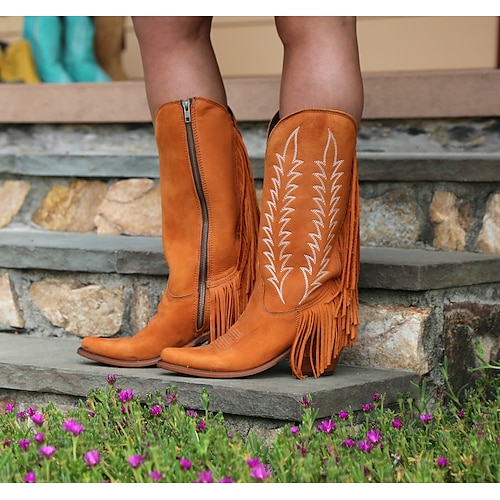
63;17;111;83
23;16;111;83
23;16;73;83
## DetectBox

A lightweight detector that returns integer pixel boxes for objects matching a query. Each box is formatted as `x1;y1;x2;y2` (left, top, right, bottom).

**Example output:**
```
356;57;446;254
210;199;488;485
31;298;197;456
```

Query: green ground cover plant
0;352;498;483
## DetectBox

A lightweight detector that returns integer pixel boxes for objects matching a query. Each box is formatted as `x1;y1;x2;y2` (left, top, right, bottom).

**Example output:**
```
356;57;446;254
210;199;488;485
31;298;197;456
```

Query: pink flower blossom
23;471;36;483
179;457;192;470
62;419;85;436
148;470;164;481
39;445;56;459
84;450;101;467
19;439;31;452
118;389;134;403
392;419;403;430
31;413;44;426
128;454;144;469
195;470;213;483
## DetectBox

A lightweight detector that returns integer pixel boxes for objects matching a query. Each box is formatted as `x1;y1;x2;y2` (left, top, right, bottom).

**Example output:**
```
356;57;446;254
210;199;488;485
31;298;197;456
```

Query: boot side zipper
182;99;209;331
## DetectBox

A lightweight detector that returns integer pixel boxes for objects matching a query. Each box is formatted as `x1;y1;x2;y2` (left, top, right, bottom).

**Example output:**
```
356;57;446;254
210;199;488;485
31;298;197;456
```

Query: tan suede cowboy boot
158;108;360;379
77;98;259;367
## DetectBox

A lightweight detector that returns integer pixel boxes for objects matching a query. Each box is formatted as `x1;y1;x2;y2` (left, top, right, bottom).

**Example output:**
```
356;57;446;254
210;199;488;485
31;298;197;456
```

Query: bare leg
132;16;227;118
275;16;364;125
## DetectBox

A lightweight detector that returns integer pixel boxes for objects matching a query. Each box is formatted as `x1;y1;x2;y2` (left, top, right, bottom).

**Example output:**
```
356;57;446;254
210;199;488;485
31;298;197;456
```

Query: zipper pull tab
181;99;191;123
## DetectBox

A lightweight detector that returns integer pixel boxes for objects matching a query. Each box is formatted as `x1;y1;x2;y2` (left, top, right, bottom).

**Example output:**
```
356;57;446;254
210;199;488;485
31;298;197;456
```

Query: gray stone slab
360;246;500;290
0;334;418;421
357;152;500;183
0;230;167;275
2;151;499;183
1;230;499;290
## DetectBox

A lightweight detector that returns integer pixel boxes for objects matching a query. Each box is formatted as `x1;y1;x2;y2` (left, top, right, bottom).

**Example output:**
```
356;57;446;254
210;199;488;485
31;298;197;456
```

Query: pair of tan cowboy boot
77;97;360;379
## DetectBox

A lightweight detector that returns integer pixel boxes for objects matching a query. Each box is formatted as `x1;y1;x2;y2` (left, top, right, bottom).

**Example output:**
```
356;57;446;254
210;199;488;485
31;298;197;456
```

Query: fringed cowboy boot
77;97;260;367
158;108;360;379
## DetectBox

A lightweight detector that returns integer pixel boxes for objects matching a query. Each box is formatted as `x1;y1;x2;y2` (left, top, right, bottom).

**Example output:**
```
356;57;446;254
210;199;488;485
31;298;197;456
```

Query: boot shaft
259;109;358;312
154;97;259;332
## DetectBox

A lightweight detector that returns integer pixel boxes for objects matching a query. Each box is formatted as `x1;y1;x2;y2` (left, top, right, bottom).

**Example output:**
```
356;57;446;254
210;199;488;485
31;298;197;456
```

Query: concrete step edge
1;230;499;291
0;334;419;422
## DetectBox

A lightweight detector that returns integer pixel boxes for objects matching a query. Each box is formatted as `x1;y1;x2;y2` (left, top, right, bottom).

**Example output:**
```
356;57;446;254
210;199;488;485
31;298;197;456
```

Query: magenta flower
128;454;144;469
420;413;433;424
27;407;36;417
437;456;449;468
165;391;177;406
290;426;299;435
197;421;207;432
84;450;101;467
227;431;234;439
195;470;214;483
342;438;356;448
392;419;403;430
31;413;44;426
149;404;163;416
179;457;192;470
23;471;36;483
457;410;465;419
107;374;117;385
247;457;260;468
357;440;374;453
220;477;234;483
118;389;134;403
62;419;85;436
4;403;14;412
148;470;164;481
186;409;197;418
371;392;381;402
16;410;27;421
316;419;336;434
19;439;31;452
367;429;382;444
39;445;56;459
250;462;272;480
300;395;313;409
361;403;373;412
338;411;349;421
34;433;45;444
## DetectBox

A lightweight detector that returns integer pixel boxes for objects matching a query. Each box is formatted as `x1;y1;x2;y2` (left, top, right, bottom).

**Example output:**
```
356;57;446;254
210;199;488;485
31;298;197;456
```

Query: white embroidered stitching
263;126;302;304
300;129;344;304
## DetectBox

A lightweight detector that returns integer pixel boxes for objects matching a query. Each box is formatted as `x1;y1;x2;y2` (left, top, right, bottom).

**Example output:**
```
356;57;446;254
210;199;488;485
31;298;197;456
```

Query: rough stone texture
443;302;500;392
429;191;471;251
340;302;431;375
477;193;500;254
129;282;156;334
0;273;24;329
0;179;30;228
28;279;124;338
95;178;162;236
32;179;107;232
360;189;420;248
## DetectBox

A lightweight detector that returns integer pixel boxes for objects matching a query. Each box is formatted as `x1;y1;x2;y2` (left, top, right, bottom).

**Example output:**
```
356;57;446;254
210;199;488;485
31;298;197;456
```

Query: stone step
0;334;419;429
1;117;499;254
0;229;498;393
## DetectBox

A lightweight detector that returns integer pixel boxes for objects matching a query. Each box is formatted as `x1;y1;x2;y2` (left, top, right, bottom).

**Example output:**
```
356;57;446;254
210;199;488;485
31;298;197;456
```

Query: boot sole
156;348;291;378
76;332;210;368
76;348;160;367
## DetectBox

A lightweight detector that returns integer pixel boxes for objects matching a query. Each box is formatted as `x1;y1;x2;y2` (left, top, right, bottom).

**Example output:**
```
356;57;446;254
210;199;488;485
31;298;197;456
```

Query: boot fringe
235;126;260;310
290;155;360;379
210;126;260;342
209;274;241;341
